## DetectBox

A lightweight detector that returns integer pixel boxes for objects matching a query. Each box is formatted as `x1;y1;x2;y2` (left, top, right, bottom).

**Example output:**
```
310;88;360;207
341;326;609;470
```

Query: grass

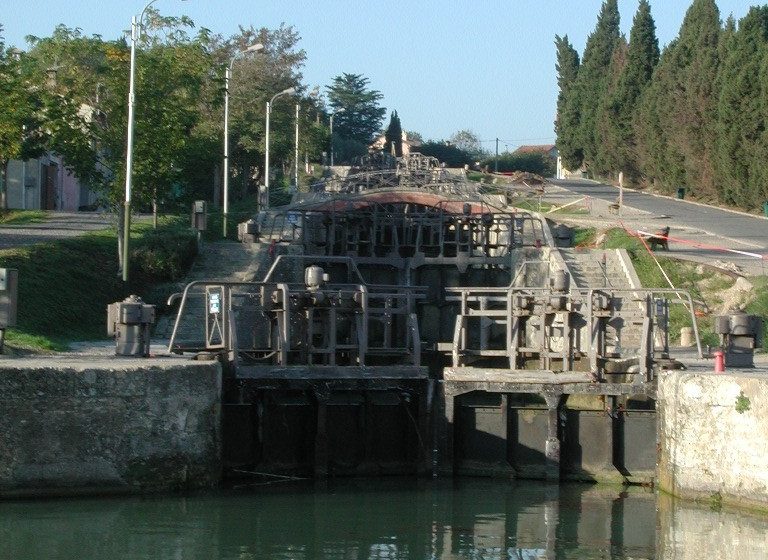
0;216;196;351
0;209;48;225
573;227;597;247
578;227;749;346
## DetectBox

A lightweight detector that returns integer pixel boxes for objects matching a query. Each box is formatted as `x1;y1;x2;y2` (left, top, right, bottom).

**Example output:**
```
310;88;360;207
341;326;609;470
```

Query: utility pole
495;138;499;173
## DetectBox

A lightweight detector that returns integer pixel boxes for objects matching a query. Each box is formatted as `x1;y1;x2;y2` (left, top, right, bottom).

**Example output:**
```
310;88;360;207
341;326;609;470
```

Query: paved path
0;212;116;249
547;179;768;277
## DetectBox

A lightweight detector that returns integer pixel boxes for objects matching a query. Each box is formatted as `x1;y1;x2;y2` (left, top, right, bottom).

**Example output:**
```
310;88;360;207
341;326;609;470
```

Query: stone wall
657;371;768;511
657;493;768;559
0;358;221;497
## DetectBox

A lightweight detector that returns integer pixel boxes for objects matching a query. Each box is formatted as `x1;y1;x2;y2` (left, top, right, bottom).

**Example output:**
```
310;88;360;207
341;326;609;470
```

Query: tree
326;73;386;162
634;46;686;192
570;0;621;170
448;129;484;159
405;130;423;144
23;26;112;193
223;24;308;197
384;110;403;157
554;34;581;171
715;7;768;208
603;0;659;179
483;152;556;176
419;140;474;167
638;0;721;197
0;26;47;208
749;49;768;210
593;36;628;175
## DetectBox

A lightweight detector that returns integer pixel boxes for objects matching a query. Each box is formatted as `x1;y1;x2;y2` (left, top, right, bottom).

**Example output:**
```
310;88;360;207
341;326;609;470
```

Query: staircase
156;241;271;343
184;241;267;283
558;248;640;290
558;247;647;353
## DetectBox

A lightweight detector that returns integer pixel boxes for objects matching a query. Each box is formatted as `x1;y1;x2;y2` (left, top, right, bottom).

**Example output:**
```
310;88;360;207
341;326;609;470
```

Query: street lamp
122;0;187;282
263;86;295;210
330;108;345;167
293;102;299;192
223;43;263;238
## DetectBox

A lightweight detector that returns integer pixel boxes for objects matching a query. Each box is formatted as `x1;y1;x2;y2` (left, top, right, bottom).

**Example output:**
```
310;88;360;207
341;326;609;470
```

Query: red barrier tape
629;227;768;261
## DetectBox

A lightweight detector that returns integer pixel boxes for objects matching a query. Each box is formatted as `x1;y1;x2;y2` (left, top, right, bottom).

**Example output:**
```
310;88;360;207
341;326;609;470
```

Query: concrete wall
657;493;768;559
658;371;768;511
0;359;222;497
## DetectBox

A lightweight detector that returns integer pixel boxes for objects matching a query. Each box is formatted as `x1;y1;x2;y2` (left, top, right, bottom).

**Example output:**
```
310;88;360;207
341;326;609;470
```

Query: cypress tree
665;0;721;198
750;52;768;210
384;110;403;157
593;37;628;175
573;0;621;170
554;35;582;171
634;49;681;191
716;8;768;208
607;0;659;179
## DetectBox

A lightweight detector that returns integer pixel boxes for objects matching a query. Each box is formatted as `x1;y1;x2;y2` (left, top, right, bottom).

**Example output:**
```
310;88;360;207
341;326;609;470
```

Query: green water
1;479;767;559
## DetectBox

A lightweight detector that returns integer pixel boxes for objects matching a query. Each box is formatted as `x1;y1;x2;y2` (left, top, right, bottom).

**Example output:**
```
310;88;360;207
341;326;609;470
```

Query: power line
479;136;555;144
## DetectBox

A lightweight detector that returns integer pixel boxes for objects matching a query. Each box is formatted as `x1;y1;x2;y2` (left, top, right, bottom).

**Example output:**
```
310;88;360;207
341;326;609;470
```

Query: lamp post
122;0;186;282
293;102;299;192
223;43;263;238
263;87;295;210
329;108;345;167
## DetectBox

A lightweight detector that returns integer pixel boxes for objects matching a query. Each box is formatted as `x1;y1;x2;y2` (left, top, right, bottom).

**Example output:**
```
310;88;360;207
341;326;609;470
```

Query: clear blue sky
1;1;753;152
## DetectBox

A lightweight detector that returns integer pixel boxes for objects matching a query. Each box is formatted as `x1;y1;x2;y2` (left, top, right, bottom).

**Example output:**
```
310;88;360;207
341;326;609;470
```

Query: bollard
680;326;694;347
714;349;725;373
107;295;155;357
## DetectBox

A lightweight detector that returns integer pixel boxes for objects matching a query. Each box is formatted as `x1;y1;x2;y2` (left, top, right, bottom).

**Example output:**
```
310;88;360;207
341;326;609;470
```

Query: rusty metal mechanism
166;153;705;481
256;204;546;274
168;256;424;369
447;282;700;382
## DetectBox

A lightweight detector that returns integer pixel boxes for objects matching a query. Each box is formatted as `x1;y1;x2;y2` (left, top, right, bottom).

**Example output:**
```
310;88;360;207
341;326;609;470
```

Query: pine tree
554;35;582;171
384;110;403;157
572;0;621;170
716;7;768;208
326;73;386;145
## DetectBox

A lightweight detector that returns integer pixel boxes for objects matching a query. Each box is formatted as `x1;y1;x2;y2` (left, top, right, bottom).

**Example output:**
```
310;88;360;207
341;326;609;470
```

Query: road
548;179;768;277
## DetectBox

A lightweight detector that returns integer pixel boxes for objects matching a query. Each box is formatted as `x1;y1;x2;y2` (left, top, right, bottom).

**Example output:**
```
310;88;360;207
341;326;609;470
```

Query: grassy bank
576;227;768;348
0;217;197;351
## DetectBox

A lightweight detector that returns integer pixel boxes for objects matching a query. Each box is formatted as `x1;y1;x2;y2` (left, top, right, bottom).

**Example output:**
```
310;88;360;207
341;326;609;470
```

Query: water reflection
0;479;766;559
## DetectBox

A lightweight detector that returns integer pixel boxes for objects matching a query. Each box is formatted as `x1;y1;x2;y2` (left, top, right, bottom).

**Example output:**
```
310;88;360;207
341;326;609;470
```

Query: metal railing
167;264;426;368
445;285;701;382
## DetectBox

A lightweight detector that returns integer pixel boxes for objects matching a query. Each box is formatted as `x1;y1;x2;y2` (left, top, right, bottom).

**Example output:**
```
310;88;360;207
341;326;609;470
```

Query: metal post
495;137;499;173
223;65;230;237
264;100;271;209
329;112;335;167
123;0;178;282
122;14;139;283
329;107;344;168
264;87;295;210
294;103;299;191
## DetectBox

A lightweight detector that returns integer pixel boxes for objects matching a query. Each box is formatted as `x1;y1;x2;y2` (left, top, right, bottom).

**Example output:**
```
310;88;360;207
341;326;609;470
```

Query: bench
642;226;670;250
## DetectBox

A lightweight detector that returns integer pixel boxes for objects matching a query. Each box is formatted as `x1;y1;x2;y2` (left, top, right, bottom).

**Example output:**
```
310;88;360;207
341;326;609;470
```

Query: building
512;144;559;160
370;131;422;157
3;154;98;211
